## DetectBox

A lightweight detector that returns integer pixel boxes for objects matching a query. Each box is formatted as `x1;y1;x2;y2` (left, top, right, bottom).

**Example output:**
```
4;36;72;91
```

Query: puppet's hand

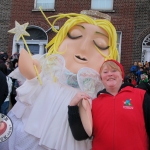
19;49;41;79
69;92;90;106
69;92;93;136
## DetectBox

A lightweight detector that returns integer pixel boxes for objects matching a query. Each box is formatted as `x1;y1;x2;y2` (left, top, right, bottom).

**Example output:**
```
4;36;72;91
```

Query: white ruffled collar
40;54;104;98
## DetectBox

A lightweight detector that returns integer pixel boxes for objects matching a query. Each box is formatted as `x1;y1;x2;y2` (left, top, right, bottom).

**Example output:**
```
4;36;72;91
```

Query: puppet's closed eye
67;32;82;39
93;40;109;50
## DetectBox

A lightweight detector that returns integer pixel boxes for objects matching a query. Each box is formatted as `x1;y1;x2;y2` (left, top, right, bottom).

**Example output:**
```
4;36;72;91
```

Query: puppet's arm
69;92;93;138
19;49;41;79
68;105;90;140
78;99;93;137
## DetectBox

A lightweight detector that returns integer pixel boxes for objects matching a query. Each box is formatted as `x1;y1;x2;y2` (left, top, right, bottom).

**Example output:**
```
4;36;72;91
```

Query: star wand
8;21;42;85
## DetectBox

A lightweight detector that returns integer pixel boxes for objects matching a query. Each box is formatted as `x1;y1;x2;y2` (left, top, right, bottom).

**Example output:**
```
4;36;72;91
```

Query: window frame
33;0;55;11
90;0;114;12
116;31;122;60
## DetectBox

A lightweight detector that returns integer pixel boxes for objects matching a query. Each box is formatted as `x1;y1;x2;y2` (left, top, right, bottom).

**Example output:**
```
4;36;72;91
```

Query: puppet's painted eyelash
93;40;109;50
67;32;82;39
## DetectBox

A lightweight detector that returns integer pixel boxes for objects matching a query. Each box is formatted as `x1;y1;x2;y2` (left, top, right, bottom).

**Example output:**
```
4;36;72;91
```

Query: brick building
1;0;150;74
0;0;12;54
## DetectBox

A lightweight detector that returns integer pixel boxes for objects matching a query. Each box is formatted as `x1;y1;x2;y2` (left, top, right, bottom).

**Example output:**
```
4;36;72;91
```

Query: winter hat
100;59;125;79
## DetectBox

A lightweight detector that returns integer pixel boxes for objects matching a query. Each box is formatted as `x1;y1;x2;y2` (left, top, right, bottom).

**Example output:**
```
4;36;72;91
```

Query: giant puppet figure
0;10;119;150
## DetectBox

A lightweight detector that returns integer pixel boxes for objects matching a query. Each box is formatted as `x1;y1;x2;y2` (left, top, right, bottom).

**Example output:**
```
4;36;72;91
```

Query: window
12;26;48;55
116;31;122;60
35;0;55;10
26;44;39;54
142;34;150;62
91;0;114;11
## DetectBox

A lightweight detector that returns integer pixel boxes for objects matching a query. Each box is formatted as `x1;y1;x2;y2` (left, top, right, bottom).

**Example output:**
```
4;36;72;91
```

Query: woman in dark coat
0;70;8;113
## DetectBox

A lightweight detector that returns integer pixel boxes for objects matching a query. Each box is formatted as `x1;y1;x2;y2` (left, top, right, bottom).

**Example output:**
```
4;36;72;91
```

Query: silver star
8;21;30;41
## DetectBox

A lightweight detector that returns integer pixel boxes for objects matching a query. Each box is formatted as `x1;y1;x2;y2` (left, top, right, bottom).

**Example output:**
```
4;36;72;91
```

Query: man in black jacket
0;51;8;63
0;70;8;113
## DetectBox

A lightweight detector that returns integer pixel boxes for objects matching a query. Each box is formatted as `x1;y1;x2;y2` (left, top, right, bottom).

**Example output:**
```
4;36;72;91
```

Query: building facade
0;0;12;53
1;0;150;74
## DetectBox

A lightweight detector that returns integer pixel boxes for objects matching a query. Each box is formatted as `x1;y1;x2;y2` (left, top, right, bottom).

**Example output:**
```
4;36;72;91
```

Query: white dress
0;54;104;150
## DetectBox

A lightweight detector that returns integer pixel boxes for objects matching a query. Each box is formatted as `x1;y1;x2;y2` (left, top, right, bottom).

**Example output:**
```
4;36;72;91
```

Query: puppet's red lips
74;55;88;63
0;121;7;135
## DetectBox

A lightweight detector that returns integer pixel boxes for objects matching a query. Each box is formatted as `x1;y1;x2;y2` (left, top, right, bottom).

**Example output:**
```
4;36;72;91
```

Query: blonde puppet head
41;9;119;61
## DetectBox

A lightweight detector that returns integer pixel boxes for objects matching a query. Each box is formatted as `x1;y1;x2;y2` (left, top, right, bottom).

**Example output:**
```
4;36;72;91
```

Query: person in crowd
0;51;8;63
10;52;19;69
0;70;8;113
145;61;149;66
10;52;19;61
139;74;148;84
8;77;18;107
7;60;24;107
12;59;18;69
136;67;144;84
68;59;150;150
143;65;148;74
6;57;11;63
5;61;14;75
147;70;150;80
0;63;8;76
148;61;150;69
145;63;149;74
138;62;143;68
130;73;137;86
130;61;138;76
0;63;12;115
124;72;132;83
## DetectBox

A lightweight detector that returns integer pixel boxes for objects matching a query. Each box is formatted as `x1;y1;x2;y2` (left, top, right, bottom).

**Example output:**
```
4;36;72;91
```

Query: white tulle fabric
0;54;104;150
8;67;26;85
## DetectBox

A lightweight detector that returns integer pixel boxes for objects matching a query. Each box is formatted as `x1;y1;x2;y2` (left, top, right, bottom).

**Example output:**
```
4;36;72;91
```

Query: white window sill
32;9;55;12
90;9;115;13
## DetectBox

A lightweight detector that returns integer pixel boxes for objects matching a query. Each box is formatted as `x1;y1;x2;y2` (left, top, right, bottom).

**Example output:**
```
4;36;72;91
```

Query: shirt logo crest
123;98;133;109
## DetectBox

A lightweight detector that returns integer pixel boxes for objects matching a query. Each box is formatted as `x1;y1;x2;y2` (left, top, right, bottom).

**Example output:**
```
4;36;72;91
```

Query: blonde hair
100;61;122;75
43;13;119;61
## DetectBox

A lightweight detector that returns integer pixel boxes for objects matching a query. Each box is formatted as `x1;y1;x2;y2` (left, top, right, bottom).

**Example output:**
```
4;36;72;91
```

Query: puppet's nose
80;37;89;52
